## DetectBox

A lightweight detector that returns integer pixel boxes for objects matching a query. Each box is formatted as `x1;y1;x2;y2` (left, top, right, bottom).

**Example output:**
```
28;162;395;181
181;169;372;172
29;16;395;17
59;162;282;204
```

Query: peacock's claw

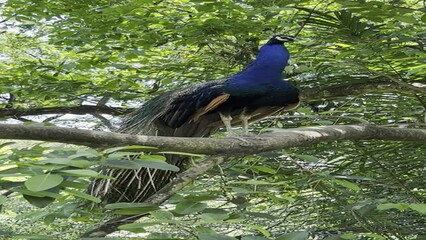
229;136;251;146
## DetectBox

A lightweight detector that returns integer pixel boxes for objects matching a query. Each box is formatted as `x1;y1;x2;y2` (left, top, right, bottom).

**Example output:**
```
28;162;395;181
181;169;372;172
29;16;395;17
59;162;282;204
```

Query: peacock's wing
121;80;228;136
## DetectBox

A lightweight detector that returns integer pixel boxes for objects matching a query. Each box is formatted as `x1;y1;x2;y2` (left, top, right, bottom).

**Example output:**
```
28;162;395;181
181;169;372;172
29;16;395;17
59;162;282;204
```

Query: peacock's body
91;34;300;203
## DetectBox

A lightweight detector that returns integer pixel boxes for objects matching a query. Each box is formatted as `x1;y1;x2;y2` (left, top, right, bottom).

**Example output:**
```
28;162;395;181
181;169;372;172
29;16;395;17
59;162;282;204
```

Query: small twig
43;114;64;123
380;74;426;93
293;0;325;37
378;56;405;81
414;94;426;110
92;114;116;131
97;95;112;107
13;116;32;122
5;93;15;108
1;190;13;197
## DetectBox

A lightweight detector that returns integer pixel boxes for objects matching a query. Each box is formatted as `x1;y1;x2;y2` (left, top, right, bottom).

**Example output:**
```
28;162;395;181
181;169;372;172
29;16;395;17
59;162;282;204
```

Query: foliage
0;0;425;239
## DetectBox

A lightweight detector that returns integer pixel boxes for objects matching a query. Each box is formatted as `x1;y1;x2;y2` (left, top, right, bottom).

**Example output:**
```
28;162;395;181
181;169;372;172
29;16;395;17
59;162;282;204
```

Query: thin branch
380;74;426;94
414;94;426;109
5;93;15;108
92;114;117;131
293;0;326;37
0;123;425;155
301;81;426;101
43;114;64;123
82;156;226;237
0;106;132;118
97;95;112;107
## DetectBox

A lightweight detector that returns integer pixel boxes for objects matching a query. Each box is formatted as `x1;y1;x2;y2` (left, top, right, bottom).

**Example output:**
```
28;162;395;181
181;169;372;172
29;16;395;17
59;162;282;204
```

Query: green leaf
22;195;55;208
294;154;321;162
150;210;174;220
232;180;285;185
332;179;361;191
200;213;229;222
377;203;409;211
0;195;8;205
24;174;63;192
59;169;100;177
9;234;56;239
60;180;89;189
145;233;175;239
118;223;147;233
0;142;16;149
184;193;218;201
195;226;216;234
241;237;269;240
422;14;426;23
251;166;277;174
313;120;334;125
276;231;309;240
198;233;238;240
106;202;158;210
103;145;157;154
114;208;160;215
107;203;160;215
394;15;417;24
68;148;99;159
135;159;180;172
159;151;205;157
106;152;142;159
245;212;278;220
138;155;167;161
100;160;141;169
62;188;101;203
248;225;270;237
40;158;92;168
17;189;61;199
409;204;426;215
174;201;207;215
0;164;18;172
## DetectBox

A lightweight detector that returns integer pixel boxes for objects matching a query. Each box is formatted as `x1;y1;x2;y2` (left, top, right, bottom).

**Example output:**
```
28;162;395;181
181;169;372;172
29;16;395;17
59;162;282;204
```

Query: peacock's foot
224;129;254;137
224;130;265;146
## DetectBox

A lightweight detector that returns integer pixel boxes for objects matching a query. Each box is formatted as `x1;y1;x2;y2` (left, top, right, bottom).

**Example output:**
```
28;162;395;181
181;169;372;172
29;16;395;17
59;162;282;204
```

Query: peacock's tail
89;93;222;203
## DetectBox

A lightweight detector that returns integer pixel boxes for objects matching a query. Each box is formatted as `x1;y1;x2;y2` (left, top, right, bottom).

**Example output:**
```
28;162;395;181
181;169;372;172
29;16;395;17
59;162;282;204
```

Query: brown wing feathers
191;93;230;121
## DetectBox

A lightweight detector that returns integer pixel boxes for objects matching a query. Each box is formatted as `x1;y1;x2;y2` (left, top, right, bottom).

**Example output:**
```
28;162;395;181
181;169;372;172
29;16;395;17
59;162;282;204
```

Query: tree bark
0;123;425;155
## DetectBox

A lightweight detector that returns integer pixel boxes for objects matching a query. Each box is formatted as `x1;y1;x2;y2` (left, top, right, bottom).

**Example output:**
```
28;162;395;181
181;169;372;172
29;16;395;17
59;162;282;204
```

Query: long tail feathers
90;99;222;203
90;155;184;203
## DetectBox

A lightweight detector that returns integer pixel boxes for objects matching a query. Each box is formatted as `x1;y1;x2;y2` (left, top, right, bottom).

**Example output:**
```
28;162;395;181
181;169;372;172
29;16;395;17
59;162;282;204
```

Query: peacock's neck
233;44;289;82
225;43;290;95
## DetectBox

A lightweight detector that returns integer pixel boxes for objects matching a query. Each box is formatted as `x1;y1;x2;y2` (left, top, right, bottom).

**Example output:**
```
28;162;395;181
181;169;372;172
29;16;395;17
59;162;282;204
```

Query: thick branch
0;106;132;118
83;156;226;237
0;124;425;155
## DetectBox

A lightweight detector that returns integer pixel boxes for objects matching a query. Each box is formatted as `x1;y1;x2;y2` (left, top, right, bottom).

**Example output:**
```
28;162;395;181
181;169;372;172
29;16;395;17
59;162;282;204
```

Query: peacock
90;34;300;203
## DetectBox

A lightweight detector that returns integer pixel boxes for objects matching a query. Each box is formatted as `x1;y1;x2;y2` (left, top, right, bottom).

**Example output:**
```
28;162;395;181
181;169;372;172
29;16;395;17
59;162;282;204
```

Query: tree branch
301;81;426;100
0;106;132;118
0;123;425;155
82;156;226;237
1;81;424;119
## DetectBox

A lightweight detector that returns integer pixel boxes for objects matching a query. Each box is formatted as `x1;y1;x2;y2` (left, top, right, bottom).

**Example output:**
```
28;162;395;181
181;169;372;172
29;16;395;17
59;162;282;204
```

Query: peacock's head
267;34;296;44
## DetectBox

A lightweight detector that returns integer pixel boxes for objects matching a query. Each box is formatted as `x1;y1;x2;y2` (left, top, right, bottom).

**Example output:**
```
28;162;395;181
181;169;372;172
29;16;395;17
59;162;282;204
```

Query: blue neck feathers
225;42;291;94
